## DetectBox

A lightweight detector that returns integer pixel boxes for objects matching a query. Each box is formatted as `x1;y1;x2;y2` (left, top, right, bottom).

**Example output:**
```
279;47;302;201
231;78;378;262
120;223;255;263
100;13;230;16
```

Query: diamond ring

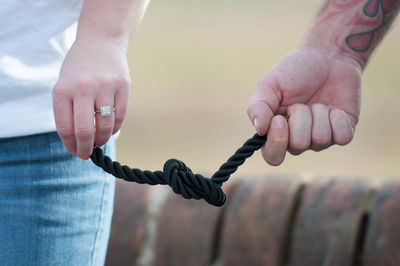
95;106;115;116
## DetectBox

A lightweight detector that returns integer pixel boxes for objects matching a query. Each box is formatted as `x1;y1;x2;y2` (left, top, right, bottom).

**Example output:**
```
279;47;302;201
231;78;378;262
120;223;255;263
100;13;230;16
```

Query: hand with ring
52;36;131;160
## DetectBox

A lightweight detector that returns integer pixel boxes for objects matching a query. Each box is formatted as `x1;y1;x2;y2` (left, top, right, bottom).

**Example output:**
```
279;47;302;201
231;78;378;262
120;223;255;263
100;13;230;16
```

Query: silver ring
95;106;115;116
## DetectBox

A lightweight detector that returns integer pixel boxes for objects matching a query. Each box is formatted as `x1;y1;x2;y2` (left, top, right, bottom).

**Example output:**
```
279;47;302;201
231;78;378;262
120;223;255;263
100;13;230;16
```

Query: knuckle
118;76;131;89
312;133;331;145
289;103;308;113
336;135;353;146
74;79;92;97
53;83;69;99
97;125;113;136
115;116;124;125
247;105;255;118
115;111;126;123
99;77;112;89
76;78;91;90
290;138;310;151
57;127;74;138
75;127;93;140
247;107;251;116
256;73;268;87
288;104;311;117
270;135;287;145
311;103;327;110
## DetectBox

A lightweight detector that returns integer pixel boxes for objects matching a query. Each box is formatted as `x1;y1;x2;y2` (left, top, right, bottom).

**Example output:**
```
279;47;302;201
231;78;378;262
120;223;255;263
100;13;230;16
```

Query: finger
287;104;312;155
112;83;130;135
52;84;76;155
330;109;354;145
95;94;115;146
310;103;332;151
73;96;95;159
261;115;289;166
247;75;281;135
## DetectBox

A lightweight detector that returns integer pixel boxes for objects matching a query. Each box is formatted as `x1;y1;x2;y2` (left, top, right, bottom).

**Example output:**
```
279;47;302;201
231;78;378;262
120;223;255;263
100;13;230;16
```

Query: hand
247;48;361;166
52;37;131;159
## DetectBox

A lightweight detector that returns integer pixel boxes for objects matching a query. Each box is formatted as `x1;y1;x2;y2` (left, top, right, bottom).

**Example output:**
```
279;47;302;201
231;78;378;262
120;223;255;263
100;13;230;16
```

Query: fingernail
272;116;284;129
79;156;90;160
253;118;260;133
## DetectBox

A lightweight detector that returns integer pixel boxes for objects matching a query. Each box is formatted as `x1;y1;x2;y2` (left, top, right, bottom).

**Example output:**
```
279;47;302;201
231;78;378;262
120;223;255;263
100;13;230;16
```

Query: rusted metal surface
364;181;400;266
289;177;372;266
152;179;237;266
105;179;150;266
219;175;304;266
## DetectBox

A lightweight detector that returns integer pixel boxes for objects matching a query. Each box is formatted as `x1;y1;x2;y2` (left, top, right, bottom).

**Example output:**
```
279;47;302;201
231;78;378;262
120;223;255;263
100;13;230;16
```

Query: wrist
302;0;400;73
299;40;366;72
74;32;129;54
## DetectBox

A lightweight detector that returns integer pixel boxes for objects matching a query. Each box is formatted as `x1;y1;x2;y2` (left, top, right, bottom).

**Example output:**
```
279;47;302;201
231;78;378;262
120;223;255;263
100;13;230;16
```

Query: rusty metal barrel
105;175;400;266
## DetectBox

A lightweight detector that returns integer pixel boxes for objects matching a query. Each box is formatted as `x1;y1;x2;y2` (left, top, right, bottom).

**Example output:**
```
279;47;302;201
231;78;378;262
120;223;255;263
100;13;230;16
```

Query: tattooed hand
247;49;361;166
247;0;399;166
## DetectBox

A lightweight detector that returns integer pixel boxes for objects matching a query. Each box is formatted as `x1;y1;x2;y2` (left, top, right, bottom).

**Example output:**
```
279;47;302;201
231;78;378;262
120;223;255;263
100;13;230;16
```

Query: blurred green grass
116;0;400;178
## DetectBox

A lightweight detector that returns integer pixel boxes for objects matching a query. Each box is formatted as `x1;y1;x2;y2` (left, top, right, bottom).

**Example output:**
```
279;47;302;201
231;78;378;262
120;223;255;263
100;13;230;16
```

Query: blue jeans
0;132;116;266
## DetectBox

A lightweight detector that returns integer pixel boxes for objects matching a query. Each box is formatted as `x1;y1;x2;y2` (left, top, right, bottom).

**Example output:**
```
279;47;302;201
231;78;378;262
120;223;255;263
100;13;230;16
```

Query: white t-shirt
0;0;83;138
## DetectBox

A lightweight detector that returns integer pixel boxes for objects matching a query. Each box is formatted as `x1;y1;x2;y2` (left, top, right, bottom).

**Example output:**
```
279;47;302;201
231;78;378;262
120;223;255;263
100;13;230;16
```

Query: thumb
247;76;281;136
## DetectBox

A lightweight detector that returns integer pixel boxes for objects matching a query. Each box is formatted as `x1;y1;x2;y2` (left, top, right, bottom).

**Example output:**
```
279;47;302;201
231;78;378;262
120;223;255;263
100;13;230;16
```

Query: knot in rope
163;159;226;206
90;133;266;207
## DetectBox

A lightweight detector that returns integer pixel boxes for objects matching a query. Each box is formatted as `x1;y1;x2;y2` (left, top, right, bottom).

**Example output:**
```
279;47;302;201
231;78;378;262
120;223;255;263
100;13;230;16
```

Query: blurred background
116;0;400;179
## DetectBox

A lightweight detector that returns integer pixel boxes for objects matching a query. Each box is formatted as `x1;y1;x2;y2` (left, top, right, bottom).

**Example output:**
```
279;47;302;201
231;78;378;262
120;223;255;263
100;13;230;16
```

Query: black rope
90;133;266;207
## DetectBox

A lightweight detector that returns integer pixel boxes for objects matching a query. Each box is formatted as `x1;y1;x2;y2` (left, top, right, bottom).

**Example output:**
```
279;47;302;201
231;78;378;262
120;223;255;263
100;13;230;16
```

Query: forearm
302;0;400;70
75;0;150;50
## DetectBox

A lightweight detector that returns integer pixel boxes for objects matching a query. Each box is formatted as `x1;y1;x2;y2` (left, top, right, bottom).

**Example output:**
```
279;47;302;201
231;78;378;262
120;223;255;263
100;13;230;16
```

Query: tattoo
311;0;400;65
317;0;331;15
346;0;400;52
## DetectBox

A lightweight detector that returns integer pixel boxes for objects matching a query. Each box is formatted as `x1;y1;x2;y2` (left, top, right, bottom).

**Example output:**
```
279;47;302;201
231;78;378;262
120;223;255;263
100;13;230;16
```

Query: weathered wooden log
364;181;400;266
106;175;400;266
151;181;236;266
289;177;372;266
219;175;304;266
105;179;150;266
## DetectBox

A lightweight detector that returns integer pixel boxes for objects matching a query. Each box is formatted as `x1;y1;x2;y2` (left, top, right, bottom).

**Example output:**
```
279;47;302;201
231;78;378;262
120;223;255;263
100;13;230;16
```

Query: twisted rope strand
90;133;267;207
